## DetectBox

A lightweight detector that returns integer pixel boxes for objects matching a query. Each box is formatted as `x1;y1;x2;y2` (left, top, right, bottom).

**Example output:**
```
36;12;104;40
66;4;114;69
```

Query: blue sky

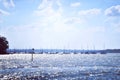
0;0;120;49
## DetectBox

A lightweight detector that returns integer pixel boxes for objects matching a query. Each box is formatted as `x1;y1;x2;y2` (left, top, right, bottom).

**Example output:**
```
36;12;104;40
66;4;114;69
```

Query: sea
0;53;120;80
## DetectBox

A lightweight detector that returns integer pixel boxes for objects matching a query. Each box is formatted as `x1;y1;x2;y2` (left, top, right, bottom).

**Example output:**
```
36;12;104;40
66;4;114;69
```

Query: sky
0;0;120;49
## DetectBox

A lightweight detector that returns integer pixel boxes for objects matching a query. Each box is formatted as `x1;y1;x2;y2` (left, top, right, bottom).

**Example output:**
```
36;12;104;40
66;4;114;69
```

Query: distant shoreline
6;49;120;54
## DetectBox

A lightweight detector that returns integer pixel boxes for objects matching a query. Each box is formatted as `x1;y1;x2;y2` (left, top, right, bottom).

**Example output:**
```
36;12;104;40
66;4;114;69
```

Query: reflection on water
0;54;120;80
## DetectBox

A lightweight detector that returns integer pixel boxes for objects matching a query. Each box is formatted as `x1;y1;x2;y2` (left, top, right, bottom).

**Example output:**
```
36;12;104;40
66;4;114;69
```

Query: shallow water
0;54;120;80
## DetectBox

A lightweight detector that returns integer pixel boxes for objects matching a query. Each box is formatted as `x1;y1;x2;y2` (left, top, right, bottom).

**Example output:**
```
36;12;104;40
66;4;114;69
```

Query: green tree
0;35;9;54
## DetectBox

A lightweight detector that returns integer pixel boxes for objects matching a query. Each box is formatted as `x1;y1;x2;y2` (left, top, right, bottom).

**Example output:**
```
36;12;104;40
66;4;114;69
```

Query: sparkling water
0;53;120;80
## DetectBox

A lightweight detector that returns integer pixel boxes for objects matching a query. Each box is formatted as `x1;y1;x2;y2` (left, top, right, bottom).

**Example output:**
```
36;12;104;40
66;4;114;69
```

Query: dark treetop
0;35;9;54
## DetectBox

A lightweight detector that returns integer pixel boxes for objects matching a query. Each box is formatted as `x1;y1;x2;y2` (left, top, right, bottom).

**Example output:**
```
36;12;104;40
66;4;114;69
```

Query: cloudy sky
0;0;120;49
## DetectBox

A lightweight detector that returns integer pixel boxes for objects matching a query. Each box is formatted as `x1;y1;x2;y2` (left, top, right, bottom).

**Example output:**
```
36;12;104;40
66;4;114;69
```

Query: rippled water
0;53;120;80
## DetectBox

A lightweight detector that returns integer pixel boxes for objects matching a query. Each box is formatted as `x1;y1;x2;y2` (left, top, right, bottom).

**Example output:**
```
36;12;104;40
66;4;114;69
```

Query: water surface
0;53;120;80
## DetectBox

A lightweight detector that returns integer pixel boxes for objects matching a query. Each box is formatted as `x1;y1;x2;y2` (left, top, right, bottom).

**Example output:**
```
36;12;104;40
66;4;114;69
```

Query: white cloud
1;17;108;49
38;0;49;9
10;0;15;7
33;0;63;29
3;22;77;49
0;0;13;23
1;0;15;8
105;5;120;16
0;0;111;49
115;26;120;33
34;0;62;17
64;17;84;24
104;10;120;33
84;26;105;33
105;18;120;33
34;6;55;16
0;9;10;15
79;8;101;15
31;1;106;49
71;2;80;7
